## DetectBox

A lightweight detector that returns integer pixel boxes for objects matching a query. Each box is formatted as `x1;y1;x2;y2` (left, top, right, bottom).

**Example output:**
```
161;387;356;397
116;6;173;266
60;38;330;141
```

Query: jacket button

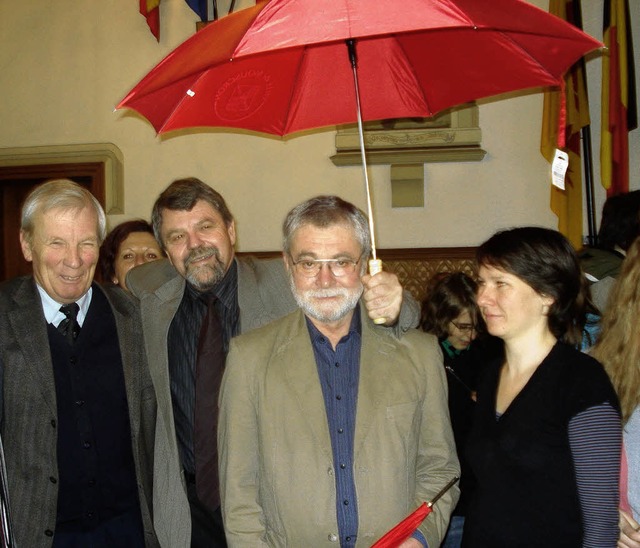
328;533;338;542
49;476;57;484
50;419;56;428
45;530;54;537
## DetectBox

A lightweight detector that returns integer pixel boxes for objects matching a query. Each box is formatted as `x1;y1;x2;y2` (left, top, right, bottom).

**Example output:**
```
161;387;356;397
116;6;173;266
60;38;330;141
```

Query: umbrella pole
347;39;386;324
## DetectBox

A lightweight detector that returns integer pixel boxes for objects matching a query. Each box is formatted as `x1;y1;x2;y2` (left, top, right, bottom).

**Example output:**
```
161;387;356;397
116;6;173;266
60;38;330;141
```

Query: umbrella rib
494;29;558;80
280;47;311;136
156;72;212;133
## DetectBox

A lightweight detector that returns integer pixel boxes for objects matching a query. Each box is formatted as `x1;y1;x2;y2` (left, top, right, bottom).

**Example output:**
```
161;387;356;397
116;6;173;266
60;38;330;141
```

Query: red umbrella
117;0;601;269
370;476;460;547
370;502;431;548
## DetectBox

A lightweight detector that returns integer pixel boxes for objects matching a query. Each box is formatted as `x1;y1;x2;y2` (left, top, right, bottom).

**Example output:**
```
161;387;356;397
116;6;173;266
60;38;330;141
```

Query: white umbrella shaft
347;39;378;263
348;40;385;325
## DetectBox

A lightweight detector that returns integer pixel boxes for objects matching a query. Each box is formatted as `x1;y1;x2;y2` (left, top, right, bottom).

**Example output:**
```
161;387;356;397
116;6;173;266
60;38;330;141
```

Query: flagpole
572;0;597;246
582;125;597;246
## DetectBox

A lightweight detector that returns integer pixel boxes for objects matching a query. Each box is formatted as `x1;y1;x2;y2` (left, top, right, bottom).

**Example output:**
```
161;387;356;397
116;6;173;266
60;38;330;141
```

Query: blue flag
186;0;207;21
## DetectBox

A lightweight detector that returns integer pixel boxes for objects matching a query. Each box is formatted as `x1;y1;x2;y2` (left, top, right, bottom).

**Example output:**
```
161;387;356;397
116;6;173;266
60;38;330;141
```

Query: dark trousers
52;508;144;548
186;480;227;548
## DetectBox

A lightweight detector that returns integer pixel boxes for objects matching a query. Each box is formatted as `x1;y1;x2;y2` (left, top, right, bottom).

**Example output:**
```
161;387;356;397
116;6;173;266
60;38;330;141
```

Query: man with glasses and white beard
218;195;459;547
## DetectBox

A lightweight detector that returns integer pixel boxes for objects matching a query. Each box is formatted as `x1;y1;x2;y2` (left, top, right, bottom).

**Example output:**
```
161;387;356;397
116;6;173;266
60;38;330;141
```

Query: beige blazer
127;257;421;548
218;306;460;548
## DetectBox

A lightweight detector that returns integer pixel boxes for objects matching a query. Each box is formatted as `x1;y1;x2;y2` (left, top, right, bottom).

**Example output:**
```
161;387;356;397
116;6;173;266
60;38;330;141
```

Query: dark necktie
194;295;225;512
58;303;80;345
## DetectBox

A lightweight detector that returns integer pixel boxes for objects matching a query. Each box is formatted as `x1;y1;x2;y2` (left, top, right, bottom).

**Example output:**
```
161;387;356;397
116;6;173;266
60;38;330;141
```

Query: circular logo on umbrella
215;70;272;121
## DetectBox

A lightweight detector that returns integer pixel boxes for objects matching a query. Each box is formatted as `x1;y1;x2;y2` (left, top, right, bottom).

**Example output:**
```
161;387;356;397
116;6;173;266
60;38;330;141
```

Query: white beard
289;276;363;323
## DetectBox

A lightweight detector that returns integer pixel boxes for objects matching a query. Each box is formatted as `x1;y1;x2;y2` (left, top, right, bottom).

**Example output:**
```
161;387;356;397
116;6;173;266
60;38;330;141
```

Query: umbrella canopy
117;0;602;136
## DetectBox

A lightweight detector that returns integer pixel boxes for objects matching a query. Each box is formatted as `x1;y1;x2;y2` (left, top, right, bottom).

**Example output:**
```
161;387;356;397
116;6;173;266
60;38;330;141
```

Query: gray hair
21;179;107;244
282;195;371;259
151;177;234;247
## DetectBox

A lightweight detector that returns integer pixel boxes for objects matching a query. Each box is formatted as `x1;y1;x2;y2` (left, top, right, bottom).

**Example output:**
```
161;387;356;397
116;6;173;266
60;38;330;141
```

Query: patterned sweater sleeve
568;402;621;548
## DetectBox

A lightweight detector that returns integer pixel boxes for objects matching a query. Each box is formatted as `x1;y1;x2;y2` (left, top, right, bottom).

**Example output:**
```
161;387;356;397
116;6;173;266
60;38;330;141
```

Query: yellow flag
540;0;590;249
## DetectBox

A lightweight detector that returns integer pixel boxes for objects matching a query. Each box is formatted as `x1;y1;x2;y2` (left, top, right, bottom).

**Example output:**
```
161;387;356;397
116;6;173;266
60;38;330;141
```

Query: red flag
140;0;161;41
601;0;638;196
541;0;590;249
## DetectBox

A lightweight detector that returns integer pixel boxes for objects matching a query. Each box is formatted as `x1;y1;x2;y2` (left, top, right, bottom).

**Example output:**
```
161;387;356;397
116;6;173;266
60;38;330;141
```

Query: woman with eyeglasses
464;227;621;548
420;271;501;548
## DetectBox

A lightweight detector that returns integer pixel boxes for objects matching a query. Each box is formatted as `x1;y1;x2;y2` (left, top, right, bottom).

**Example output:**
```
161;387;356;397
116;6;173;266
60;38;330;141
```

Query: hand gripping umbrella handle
368;259;387;325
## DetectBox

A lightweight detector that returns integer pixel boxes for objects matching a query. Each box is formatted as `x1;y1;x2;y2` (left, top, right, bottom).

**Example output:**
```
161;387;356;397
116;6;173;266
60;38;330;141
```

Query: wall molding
0;143;124;214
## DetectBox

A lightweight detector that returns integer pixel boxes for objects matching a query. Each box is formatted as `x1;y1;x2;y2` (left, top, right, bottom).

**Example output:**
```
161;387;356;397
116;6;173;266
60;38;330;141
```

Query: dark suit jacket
0;276;159;548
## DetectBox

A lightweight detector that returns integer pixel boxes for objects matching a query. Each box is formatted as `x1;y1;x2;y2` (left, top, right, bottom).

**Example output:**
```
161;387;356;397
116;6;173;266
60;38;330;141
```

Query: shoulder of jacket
127;259;180;295
231;309;301;350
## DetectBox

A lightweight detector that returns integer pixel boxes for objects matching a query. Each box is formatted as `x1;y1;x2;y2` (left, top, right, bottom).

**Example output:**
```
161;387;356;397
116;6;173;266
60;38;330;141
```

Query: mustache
184;246;220;268
303;288;350;298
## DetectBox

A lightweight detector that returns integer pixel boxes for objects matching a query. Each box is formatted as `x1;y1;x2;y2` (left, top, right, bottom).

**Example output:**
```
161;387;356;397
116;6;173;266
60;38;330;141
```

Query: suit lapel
139;273;184;436
6;278;57;414
353;316;397;461
281;311;334;463
100;285;141;433
278;308;398;464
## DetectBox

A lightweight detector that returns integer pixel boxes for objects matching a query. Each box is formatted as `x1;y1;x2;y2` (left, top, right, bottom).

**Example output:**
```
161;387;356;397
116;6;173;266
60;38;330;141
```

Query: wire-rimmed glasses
289;256;362;278
451;321;476;333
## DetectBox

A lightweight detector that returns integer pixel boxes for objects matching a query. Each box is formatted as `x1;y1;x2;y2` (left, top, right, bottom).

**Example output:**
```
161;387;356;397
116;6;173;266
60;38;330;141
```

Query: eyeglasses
289;256;361;278
451;321;476;333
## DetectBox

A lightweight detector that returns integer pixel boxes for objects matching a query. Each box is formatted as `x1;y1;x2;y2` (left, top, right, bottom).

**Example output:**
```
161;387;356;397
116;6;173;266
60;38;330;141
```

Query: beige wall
1;0;638;250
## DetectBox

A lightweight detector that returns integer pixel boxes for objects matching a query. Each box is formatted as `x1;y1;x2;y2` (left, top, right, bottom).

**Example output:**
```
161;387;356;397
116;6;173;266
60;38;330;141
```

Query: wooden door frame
0;156;111;280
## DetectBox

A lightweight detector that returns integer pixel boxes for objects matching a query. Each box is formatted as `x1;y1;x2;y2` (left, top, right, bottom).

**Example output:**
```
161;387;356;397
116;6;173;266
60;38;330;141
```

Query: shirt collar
441;338;466;358
37;283;92;327
305;304;362;346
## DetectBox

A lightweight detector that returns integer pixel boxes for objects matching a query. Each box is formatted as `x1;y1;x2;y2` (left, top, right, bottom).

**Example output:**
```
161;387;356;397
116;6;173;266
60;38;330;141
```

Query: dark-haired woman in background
99;219;163;291
420;272;500;548
464;227;621;548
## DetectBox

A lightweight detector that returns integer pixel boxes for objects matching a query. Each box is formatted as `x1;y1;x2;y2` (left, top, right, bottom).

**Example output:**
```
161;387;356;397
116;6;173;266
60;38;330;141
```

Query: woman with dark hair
420;272;500;548
99;219;163;291
464;227;621;548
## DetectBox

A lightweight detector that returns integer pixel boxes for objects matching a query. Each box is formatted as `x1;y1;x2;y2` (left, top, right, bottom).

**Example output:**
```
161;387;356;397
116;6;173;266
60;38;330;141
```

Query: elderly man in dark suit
126;178;419;548
0;180;158;547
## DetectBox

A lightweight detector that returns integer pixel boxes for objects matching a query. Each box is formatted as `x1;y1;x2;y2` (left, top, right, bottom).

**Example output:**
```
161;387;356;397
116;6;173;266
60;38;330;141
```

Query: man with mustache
127;178;419;548
218;195;459;547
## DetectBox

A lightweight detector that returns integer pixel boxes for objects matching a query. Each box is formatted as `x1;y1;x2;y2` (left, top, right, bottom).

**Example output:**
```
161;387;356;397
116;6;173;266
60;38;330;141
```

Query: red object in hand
370;503;431;548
